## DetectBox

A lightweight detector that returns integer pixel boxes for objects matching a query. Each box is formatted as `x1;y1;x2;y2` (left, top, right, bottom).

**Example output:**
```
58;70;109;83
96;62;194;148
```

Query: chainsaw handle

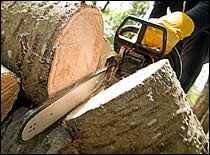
114;15;167;54
118;25;139;35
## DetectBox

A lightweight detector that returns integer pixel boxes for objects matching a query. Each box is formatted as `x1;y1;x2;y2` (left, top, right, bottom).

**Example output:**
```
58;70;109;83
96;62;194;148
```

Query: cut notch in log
1;1;107;105
1;65;20;122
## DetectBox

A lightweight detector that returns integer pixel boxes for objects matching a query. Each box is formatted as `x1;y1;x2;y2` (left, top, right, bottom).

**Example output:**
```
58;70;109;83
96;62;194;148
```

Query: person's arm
149;1;168;18
186;1;209;32
149;1;184;18
142;1;209;54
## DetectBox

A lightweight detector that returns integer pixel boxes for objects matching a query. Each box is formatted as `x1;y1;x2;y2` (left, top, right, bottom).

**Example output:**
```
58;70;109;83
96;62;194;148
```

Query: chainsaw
19;16;182;141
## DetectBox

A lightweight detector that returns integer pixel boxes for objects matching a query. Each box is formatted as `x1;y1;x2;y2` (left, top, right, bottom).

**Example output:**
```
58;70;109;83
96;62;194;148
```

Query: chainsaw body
113;16;182;79
19;16;183;142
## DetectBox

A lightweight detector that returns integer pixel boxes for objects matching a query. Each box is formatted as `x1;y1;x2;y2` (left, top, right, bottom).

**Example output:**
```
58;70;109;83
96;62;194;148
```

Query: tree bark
1;1;106;105
1;60;208;154
193;77;209;134
1;65;20;122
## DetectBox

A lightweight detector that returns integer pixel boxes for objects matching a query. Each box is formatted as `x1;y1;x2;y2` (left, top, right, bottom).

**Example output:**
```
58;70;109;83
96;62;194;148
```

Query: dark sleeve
149;1;184;18
149;1;168;18
186;1;209;32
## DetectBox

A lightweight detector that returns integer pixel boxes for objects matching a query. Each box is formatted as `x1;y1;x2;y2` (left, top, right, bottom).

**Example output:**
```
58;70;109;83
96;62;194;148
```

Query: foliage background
104;1;149;46
90;1;150;47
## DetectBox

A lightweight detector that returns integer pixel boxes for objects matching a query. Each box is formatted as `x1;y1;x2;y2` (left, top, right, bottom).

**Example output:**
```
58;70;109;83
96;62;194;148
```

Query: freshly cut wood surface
1;65;20;121
1;1;107;105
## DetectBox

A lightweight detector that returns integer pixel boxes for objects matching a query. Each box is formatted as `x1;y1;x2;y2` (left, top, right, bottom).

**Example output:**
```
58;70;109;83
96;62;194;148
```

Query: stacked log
1;1;107;105
1;65;20;121
1;60;208;154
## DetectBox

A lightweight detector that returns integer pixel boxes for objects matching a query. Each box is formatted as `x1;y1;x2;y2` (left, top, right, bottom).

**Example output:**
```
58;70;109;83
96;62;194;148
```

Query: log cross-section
1;1;107;105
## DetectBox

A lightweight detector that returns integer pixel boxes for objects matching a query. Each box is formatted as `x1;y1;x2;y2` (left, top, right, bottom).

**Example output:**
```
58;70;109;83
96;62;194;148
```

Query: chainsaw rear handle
114;15;167;55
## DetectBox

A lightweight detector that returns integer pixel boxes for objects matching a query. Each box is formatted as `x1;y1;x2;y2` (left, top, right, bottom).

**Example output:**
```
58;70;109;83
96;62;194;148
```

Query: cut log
61;59;209;154
1;65;20;122
1;1;107;105
1;59;208;154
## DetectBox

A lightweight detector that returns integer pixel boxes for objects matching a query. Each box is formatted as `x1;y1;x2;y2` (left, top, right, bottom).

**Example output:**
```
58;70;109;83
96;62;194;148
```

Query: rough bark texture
1;65;20;122
193;77;209;134
59;60;209;154
1;1;106;105
1;60;208;154
1;107;71;154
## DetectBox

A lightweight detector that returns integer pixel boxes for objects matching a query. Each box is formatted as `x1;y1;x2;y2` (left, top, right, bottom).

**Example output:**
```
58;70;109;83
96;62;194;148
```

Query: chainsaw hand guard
113;15;182;80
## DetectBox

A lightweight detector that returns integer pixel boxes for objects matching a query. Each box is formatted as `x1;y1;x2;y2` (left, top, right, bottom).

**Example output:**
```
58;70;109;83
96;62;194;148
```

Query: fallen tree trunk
1;65;20;122
1;1;107;105
1;60;208;154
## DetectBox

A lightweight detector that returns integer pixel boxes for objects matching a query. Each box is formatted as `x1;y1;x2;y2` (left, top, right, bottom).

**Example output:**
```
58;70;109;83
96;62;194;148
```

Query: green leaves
102;1;150;49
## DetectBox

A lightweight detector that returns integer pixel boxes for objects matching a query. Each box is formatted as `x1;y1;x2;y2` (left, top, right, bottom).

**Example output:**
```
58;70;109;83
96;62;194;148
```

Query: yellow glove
142;12;195;55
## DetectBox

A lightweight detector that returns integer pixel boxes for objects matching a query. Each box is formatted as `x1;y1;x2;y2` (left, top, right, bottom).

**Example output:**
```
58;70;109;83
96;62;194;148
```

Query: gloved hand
142;11;195;55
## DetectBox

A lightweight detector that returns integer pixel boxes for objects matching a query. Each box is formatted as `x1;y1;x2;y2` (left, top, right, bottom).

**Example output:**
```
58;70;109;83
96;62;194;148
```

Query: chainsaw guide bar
19;67;108;141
